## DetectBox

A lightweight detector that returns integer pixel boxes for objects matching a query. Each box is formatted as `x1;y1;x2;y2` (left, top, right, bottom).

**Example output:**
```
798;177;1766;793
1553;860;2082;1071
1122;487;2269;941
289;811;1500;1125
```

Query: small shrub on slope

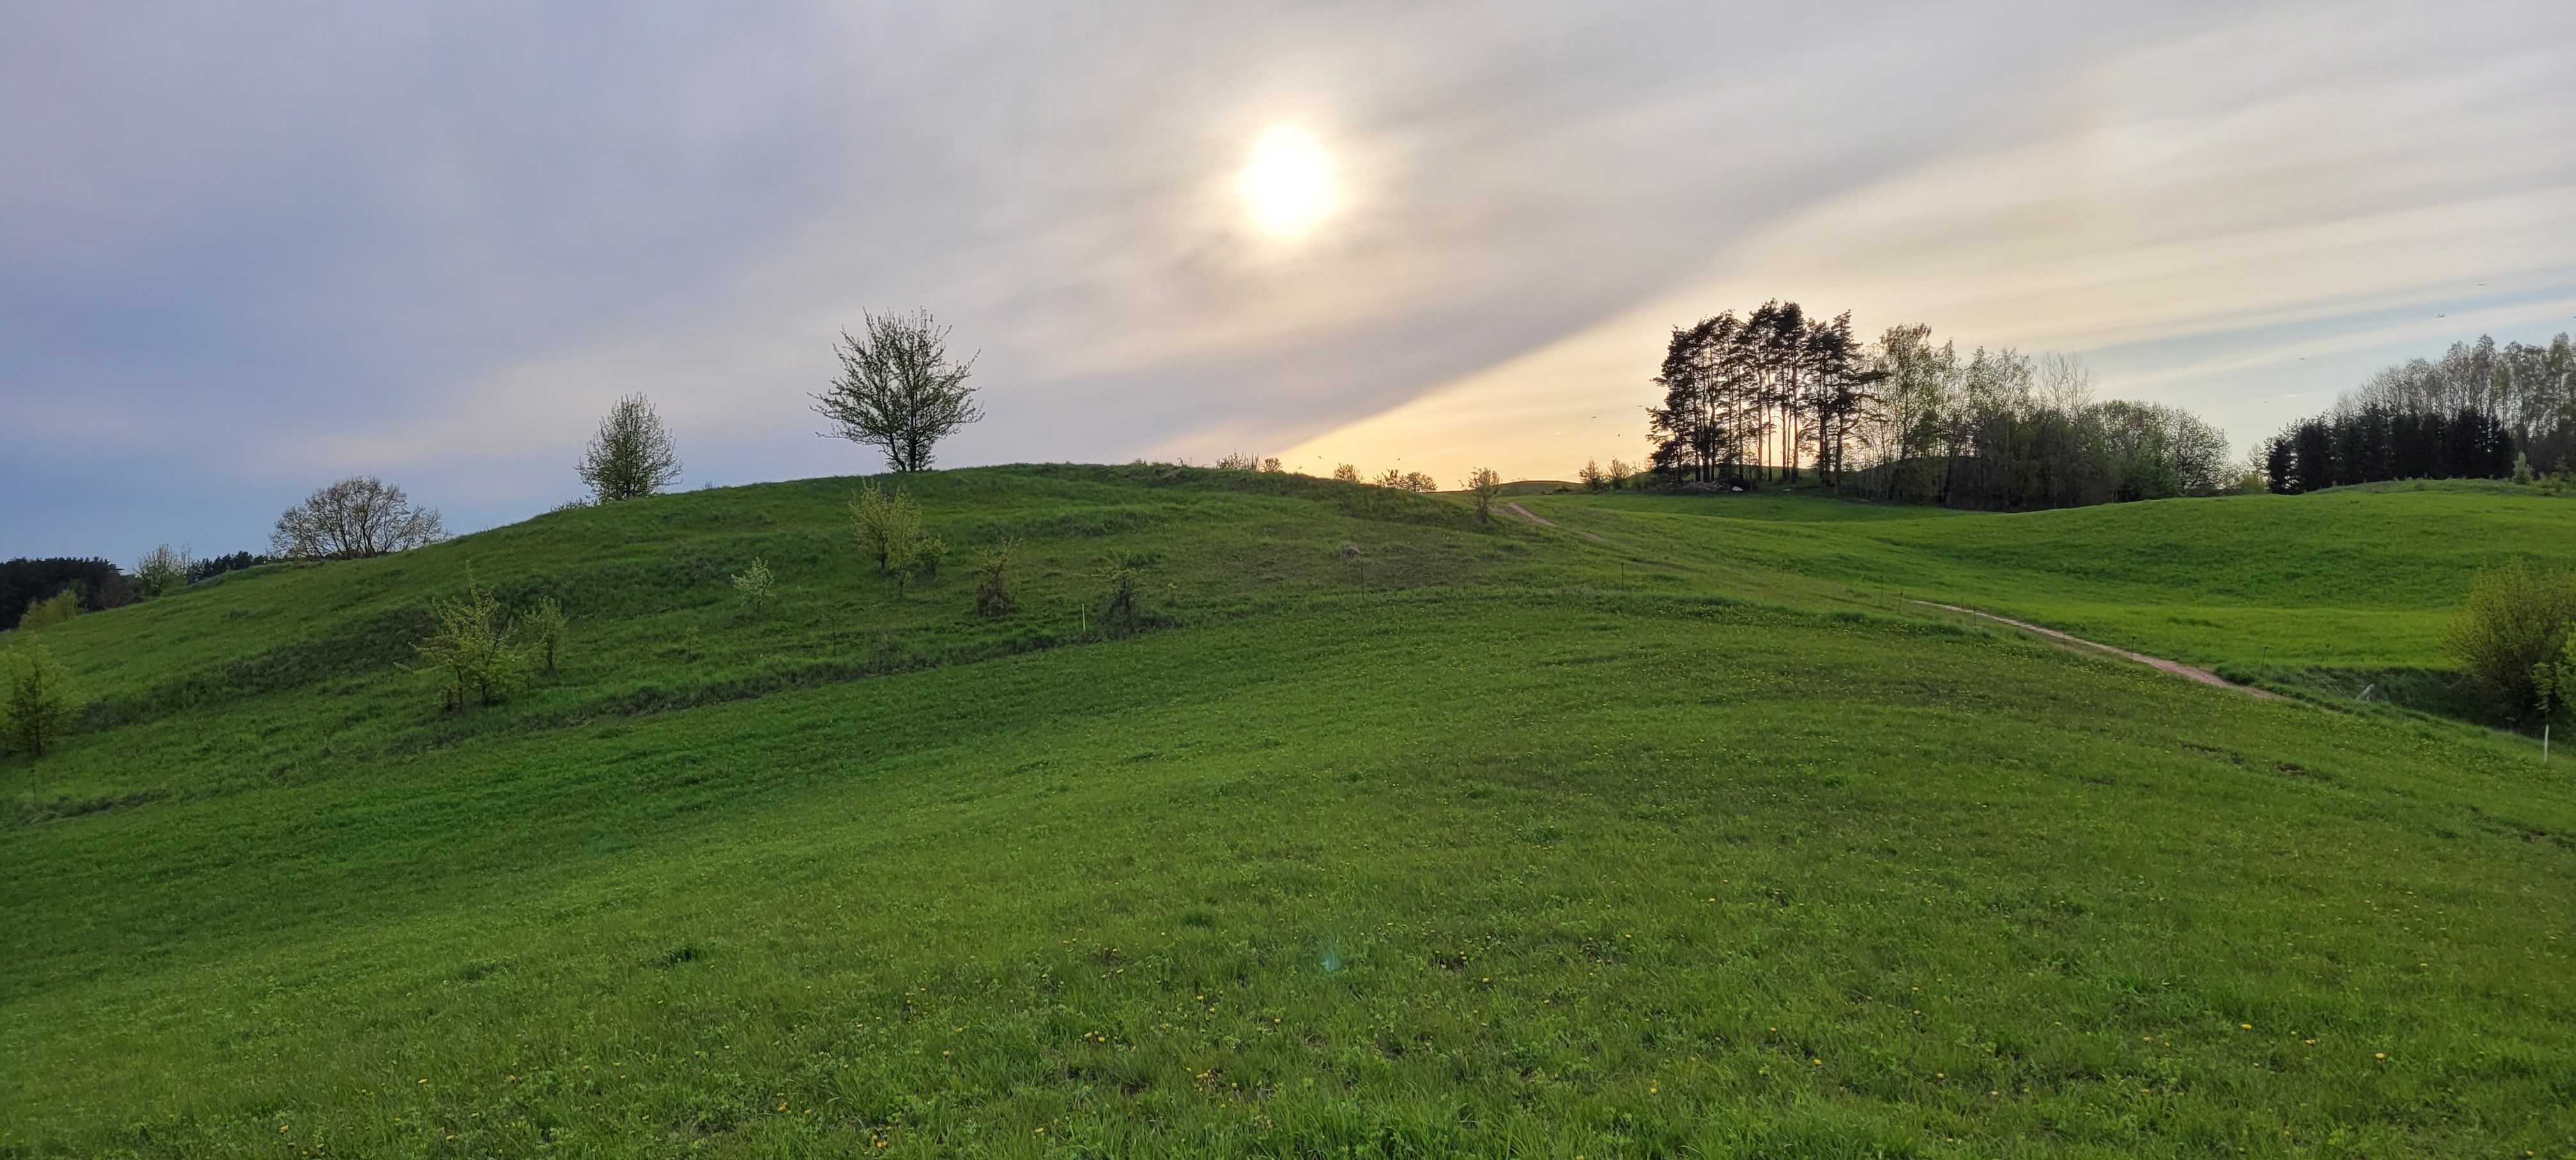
850;482;942;593
974;540;1018;618
732;558;777;619
1468;468;1504;524
3;639;80;760
1091;553;1155;634
2444;560;2576;724
17;588;82;631
2534;636;2576;725
412;572;532;711
521;596;570;673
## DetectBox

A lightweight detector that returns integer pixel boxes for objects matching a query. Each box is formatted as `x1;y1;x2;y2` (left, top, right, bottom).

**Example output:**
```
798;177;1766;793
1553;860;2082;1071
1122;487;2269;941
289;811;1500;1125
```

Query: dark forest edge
2260;333;2573;494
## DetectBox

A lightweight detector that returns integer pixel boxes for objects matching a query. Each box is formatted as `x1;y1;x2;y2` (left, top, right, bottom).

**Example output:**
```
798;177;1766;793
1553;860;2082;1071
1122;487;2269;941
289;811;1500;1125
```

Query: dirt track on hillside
1502;501;1605;542
1910;600;2282;700
1498;501;2269;701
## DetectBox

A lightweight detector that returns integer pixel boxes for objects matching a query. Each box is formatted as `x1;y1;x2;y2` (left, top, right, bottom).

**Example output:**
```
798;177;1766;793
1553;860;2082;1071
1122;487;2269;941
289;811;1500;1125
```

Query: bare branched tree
271;477;446;561
578;393;682;502
813;310;983;472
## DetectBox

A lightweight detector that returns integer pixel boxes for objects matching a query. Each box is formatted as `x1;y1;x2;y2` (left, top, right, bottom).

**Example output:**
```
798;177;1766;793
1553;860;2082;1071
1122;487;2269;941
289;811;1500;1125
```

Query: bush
849;484;924;571
1091;553;1153;632
1332;464;1360;484
3;639;80;760
1215;451;1261;471
412;572;531;710
17;588;82;631
522;596;570;673
2534;636;2576;724
2513;452;2536;485
974;540;1019;618
2443;560;2576;722
731;558;777;618
1468;467;1504;524
850;483;939;593
132;545;192;599
1579;459;1605;491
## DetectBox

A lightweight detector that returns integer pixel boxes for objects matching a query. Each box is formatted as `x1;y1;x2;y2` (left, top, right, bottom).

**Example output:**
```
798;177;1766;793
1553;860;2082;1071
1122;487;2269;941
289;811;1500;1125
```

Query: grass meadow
3;466;2571;1157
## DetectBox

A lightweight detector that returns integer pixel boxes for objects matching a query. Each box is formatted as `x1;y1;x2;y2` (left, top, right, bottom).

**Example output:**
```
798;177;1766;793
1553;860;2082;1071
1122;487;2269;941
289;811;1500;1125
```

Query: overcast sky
6;1;2573;562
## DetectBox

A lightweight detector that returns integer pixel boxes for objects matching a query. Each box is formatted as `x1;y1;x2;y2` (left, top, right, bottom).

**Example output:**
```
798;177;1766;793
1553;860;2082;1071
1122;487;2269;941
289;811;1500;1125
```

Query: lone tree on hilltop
271;477;445;561
813;309;983;472
578;393;682;502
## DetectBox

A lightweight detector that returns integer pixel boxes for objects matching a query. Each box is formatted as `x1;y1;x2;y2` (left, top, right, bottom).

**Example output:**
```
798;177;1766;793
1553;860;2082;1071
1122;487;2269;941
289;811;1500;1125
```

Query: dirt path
1492;503;2264;701
1910;600;2281;700
1502;501;1606;542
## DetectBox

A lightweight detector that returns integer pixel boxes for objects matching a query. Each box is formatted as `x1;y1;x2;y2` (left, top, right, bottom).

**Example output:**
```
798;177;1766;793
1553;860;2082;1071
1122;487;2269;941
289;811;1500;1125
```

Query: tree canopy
813;310;983;473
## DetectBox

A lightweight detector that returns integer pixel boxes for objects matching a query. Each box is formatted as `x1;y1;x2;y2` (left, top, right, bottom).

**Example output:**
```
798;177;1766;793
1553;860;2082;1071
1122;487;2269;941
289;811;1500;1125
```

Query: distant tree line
0;549;279;630
190;552;270;583
1637;301;2232;510
1;558;128;630
2262;334;2572;493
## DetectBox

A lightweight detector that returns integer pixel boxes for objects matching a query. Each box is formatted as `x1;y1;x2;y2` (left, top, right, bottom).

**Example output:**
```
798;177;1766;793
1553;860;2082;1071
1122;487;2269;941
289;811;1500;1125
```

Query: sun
1238;125;1337;239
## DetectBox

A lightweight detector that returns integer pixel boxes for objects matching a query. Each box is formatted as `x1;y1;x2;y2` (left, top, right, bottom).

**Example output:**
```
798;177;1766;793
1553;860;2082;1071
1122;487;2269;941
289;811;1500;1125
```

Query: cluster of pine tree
2262;333;2572;494
1645;302;1879;486
2262;408;2517;494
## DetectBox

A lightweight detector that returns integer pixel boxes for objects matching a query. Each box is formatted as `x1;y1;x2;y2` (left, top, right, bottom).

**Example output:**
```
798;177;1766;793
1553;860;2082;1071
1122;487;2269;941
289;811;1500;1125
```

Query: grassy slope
4;468;2572;1158
1518;480;2574;712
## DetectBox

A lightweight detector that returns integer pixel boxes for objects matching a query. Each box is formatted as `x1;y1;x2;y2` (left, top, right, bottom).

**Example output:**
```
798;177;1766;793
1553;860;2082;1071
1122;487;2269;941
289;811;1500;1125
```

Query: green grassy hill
1522;479;2573;716
4;467;2571;1157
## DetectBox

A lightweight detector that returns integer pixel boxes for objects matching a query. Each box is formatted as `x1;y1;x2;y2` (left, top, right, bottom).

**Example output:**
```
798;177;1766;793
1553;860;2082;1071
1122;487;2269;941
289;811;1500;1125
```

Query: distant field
4;467;2570;1157
1515;479;2573;706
